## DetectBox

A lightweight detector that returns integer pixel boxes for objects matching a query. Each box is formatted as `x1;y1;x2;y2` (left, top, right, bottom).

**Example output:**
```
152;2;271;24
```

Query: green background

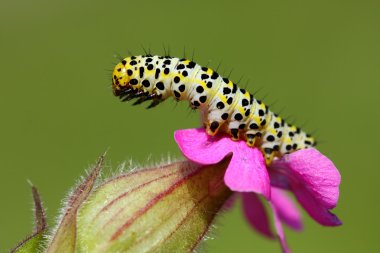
1;0;379;252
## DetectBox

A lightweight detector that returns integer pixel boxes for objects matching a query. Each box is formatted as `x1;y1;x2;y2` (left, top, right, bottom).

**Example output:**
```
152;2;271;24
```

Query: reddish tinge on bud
76;157;232;252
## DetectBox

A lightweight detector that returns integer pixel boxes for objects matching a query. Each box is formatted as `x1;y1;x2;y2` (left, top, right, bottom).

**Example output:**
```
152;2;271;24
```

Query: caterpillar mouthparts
112;54;316;164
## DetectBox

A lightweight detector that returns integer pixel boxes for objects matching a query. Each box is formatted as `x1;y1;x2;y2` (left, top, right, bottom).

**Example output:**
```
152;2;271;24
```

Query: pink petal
271;187;303;231
241;192;274;239
174;128;231;165
224;144;270;198
269;202;292;253
269;148;342;226
175;128;271;198
293;185;342;226
288;148;341;209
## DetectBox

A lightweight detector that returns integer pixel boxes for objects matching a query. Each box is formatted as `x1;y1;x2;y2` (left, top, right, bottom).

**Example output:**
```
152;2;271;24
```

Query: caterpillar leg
246;133;256;147
206;121;222;136
262;148;275;165
205;109;229;136
227;120;241;141
146;99;161;109
230;128;239;140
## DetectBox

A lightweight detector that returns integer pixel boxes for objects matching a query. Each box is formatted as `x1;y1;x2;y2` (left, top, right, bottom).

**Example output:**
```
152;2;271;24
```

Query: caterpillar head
112;57;155;105
112;59;133;97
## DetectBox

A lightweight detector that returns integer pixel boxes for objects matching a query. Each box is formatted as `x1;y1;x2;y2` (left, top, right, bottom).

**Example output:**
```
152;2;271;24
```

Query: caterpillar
112;54;316;165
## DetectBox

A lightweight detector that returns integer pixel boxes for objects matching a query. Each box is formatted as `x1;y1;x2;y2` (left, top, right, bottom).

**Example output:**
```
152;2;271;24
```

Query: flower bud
11;155;232;253
76;157;232;252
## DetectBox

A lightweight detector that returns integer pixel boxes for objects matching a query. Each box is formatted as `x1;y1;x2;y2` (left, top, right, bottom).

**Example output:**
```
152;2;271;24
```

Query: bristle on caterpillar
112;55;316;164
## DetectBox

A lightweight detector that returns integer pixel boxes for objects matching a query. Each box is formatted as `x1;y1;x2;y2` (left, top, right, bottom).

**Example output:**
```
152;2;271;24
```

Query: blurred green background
1;0;379;252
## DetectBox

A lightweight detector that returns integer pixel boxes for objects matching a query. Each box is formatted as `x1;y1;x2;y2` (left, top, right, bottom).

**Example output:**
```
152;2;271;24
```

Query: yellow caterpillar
112;55;316;164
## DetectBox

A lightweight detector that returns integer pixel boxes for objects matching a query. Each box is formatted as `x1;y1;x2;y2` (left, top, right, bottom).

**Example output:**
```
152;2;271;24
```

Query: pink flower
174;128;342;253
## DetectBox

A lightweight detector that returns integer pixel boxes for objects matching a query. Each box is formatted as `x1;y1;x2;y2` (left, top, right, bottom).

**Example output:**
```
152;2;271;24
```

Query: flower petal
271;187;302;231
224;144;270;198
269;148;342;226
269;202;291;253
175;128;271;198
174;128;231;165
292;185;342;226
241;192;274;239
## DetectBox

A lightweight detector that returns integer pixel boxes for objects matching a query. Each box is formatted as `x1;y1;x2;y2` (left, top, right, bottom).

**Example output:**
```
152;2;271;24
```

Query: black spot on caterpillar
112;55;316;164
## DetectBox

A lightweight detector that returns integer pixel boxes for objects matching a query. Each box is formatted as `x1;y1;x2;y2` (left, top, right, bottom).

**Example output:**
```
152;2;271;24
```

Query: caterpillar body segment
112;55;316;164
